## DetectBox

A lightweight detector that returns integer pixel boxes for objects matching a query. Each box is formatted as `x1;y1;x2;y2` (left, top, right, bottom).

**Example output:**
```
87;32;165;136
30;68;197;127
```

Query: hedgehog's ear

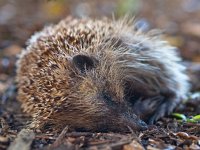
72;54;97;73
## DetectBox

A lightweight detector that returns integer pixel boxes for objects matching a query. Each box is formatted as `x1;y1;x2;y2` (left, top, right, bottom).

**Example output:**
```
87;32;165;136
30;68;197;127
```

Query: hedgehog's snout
120;112;148;132
137;119;148;131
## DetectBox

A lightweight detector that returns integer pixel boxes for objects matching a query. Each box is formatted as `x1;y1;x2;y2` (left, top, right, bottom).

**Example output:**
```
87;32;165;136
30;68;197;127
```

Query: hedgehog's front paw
147;99;178;124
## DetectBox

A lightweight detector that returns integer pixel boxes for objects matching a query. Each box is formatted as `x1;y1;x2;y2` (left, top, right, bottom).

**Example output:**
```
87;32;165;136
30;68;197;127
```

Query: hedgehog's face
71;54;147;132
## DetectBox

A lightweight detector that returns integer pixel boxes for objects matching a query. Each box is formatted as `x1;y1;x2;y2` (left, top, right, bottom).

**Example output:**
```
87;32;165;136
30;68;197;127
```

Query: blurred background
0;0;200;94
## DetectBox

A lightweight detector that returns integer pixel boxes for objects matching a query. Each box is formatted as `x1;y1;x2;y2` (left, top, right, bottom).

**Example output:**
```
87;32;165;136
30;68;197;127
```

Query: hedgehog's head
68;53;147;132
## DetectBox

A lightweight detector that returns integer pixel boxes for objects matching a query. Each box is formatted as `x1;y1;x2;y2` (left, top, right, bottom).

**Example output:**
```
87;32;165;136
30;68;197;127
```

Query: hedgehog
16;17;190;132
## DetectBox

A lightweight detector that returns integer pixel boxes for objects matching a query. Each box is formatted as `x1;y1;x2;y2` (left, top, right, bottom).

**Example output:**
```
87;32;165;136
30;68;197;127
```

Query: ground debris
8;129;35;150
123;140;144;150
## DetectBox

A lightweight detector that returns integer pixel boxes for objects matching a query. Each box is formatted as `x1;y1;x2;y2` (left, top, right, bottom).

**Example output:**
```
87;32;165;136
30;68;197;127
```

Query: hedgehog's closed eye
102;91;112;102
101;91;119;108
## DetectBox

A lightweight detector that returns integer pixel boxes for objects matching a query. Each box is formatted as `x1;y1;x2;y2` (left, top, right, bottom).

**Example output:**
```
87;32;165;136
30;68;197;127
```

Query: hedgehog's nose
137;120;148;131
122;113;148;131
126;118;147;131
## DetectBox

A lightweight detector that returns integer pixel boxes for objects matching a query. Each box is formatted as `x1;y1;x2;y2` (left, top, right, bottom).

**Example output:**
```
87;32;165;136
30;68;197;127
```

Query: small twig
127;125;135;135
107;140;133;149
51;126;69;147
35;135;56;140
89;140;112;146
65;132;93;137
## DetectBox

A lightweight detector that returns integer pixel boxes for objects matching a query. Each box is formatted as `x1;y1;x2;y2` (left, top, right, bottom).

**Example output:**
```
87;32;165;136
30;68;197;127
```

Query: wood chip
123;140;144;150
8;129;35;150
0;136;9;144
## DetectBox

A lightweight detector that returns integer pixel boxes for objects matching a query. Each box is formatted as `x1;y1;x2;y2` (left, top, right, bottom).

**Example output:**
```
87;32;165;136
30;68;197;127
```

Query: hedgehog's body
16;17;189;132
